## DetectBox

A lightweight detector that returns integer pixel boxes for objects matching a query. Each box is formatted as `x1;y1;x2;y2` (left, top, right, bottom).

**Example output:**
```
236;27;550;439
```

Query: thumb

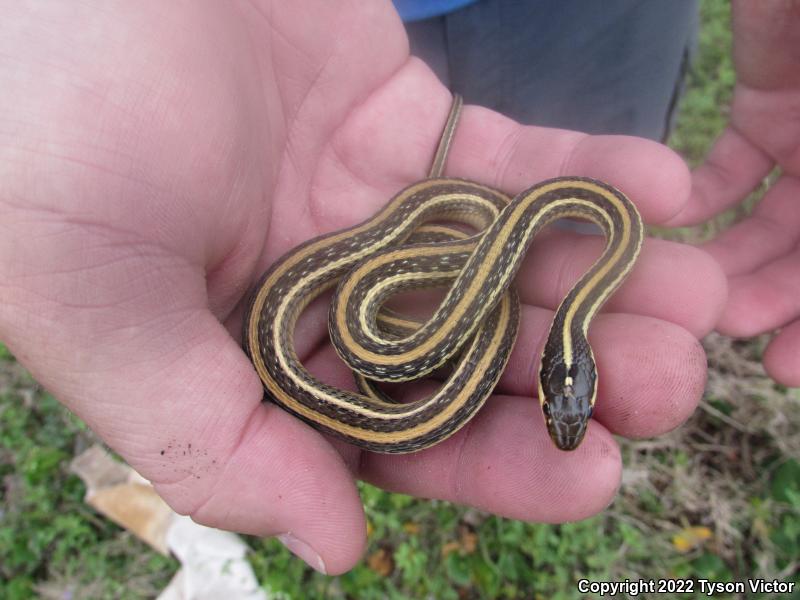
1;250;366;573
663;127;773;227
143;310;367;575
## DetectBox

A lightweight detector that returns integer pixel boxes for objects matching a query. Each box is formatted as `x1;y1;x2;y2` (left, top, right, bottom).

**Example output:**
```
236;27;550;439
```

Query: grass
0;364;175;599
2;1;799;598
669;0;735;167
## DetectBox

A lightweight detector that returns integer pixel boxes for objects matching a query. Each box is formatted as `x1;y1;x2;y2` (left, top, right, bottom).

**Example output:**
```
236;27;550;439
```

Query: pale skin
667;0;800;386
0;0;791;575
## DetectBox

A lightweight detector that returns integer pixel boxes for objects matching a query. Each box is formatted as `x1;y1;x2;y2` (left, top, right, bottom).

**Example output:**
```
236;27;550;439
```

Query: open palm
666;1;800;386
0;1;725;573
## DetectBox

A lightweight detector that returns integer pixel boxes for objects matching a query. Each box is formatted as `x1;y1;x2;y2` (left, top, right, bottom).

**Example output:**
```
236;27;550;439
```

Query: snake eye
542;403;551;417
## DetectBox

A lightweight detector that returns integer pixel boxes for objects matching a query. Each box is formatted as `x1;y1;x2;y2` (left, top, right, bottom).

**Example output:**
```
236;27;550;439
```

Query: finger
290;195;727;347
307;291;706;442
665;126;774;226
451;105;692;225
148;317;366;575
763;319;800;387
180;402;366;576
325;64;691;227
498;306;707;439
702;176;800;276
515;233;727;338
304;297;703;523
358;394;621;523
717;246;800;337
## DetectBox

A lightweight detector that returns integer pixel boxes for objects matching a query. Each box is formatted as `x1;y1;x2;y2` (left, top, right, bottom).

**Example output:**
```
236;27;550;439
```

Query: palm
666;1;800;386
703;85;800;352
0;1;724;574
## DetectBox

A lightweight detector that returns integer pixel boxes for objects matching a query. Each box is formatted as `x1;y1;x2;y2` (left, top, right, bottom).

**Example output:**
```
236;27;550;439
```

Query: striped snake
243;95;643;453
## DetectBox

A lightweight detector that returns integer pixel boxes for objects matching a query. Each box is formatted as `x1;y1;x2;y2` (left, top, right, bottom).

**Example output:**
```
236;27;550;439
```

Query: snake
242;94;643;453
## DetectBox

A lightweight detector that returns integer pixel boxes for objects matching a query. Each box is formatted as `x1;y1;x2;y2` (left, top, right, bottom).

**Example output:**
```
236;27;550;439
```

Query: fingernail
277;533;327;574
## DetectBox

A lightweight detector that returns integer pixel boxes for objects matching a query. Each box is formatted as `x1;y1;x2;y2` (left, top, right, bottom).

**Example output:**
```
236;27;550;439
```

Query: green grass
0;362;174;599
670;0;735;166
2;1;800;598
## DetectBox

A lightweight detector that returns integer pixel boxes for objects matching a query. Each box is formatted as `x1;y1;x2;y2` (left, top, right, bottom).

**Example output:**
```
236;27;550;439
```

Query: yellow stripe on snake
243;95;643;452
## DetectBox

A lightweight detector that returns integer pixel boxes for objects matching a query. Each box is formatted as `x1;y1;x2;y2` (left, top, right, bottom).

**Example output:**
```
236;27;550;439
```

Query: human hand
0;1;724;573
665;1;800;386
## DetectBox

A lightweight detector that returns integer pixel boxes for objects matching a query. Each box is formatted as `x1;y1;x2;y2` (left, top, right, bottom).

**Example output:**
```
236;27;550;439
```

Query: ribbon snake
243;95;643;453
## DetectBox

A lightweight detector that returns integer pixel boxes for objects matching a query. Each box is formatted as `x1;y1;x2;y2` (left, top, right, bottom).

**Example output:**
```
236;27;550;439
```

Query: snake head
538;359;597;451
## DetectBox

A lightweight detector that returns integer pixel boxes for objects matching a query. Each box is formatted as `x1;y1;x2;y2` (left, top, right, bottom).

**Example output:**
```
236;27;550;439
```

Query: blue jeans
406;0;698;141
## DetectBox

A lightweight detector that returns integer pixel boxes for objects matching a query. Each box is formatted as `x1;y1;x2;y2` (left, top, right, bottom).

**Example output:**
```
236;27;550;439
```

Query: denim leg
405;0;698;140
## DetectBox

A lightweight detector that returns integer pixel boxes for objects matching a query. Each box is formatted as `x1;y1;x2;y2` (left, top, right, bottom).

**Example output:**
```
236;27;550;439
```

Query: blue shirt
393;0;478;22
